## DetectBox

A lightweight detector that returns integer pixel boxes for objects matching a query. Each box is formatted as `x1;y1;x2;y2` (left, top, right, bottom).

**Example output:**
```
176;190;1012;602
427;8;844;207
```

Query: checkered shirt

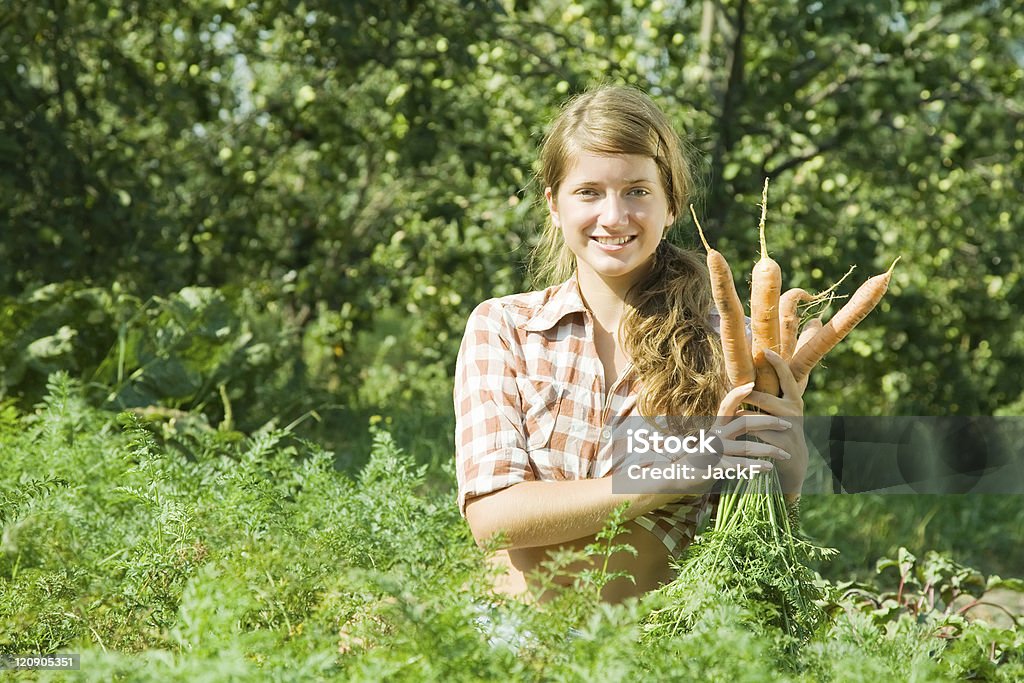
454;276;721;557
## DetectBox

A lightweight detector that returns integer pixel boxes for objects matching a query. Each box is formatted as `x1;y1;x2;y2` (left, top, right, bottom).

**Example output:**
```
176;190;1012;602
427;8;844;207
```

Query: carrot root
690;205;756;388
794;317;823;356
780;288;813;360
790;260;899;383
750;179;782;396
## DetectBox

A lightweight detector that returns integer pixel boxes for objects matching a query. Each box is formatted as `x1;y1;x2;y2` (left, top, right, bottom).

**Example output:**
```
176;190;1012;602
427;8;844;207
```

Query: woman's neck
576;267;635;334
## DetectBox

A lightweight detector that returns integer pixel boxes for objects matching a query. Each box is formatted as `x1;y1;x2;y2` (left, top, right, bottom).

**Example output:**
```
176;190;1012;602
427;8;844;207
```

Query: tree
3;0;1021;417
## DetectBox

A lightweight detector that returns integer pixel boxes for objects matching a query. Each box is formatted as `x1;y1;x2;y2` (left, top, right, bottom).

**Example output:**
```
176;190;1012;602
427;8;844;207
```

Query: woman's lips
590;235;636;251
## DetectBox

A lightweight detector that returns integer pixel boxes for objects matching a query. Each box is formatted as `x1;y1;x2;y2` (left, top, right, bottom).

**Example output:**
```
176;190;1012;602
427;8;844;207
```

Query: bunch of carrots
697;179;899;397
647;180;898;643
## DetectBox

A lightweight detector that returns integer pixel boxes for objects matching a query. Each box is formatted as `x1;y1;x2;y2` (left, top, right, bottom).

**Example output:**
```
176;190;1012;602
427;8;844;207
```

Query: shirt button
601;428;612;440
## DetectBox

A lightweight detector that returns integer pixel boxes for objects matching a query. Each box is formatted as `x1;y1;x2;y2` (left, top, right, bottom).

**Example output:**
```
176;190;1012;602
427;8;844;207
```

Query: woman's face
546;152;674;291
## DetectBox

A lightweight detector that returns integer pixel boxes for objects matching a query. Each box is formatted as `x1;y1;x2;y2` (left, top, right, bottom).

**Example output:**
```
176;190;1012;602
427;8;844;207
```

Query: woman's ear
545;187;560;228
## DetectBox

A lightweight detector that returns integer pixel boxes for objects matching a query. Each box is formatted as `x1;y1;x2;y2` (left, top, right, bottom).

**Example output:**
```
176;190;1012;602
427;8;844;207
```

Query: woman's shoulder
468;280;584;331
474;285;556;313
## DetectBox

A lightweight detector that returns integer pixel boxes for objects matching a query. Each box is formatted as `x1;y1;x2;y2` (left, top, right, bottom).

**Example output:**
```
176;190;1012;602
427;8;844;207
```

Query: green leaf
27;326;77;361
986;576;1024;593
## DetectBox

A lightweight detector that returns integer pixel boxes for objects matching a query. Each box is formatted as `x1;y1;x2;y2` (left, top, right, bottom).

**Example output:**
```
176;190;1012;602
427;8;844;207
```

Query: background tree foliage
2;0;1022;425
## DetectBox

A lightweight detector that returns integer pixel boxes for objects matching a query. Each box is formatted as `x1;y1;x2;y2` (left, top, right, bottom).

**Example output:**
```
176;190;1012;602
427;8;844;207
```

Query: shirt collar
523;275;589;332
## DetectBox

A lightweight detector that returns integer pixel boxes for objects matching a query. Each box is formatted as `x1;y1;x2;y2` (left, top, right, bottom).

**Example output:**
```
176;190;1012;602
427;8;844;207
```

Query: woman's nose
599;195;629;226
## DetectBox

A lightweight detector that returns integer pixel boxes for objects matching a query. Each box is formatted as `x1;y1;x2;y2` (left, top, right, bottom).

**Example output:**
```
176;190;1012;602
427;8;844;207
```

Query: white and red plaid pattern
454;276;721;557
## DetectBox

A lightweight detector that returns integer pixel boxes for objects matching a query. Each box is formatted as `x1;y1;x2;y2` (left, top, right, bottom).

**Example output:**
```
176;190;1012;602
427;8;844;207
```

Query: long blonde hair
531;85;725;418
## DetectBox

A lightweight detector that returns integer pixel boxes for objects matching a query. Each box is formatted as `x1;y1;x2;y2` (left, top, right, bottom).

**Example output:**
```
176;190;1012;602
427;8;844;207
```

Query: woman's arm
464;477;701;549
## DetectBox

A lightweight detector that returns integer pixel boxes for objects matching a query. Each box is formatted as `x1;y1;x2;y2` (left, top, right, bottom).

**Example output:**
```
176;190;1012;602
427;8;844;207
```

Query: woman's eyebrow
572;178;657;186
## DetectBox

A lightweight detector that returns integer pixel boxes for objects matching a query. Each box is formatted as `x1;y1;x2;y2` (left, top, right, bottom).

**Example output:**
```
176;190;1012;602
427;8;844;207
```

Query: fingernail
780;420;792;429
780;450;791;459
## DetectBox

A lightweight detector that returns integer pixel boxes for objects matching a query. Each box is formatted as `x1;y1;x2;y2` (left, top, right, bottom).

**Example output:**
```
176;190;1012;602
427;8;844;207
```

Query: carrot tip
758;178;770;258
689;204;712;253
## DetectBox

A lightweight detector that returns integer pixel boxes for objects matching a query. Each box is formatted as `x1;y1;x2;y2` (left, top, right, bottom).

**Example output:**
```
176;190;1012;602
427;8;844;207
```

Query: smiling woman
454;85;809;603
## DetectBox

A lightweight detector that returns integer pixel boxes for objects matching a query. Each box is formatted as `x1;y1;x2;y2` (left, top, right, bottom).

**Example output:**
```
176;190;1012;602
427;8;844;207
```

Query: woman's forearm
464;476;711;549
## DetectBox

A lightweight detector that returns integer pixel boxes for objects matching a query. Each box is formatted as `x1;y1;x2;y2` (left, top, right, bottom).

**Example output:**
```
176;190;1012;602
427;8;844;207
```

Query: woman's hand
622;373;799;497
696;381;796;478
739;348;809;496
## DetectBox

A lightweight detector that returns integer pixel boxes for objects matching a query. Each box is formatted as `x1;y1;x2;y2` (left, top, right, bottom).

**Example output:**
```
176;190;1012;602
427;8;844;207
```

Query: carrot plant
645;468;838;645
2;375;1022;681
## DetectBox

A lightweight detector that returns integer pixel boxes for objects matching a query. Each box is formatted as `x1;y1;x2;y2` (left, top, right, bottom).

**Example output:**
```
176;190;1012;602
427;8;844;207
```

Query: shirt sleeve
453;299;537;517
708;308;753;342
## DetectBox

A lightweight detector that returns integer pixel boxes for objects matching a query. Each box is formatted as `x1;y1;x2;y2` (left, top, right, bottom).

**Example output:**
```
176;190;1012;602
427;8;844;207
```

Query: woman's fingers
719;382;756;416
742;390;793;416
714;414;792;440
762;348;802;400
719;437;791;460
746;428;791;452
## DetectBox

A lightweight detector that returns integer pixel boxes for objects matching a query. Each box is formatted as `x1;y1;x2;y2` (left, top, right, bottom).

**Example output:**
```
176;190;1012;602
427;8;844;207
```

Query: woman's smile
590;234;637;250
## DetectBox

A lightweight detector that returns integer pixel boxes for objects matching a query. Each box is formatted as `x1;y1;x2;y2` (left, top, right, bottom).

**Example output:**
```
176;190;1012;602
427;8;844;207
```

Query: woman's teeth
592;236;634;245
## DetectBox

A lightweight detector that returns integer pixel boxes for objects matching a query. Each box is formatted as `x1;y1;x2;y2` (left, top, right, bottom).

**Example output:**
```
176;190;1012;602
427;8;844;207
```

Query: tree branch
698;0;716;81
497;17;578;86
764;115;875;178
713;0;736;41
707;0;747;223
786;49;845;101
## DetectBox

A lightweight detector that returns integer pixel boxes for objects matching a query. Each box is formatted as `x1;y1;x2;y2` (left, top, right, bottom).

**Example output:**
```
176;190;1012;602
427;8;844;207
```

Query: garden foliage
1;377;1022;681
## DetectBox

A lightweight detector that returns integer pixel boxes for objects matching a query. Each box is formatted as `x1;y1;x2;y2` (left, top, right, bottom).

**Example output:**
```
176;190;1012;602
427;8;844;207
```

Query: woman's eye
629;188;650;197
575;189;598;197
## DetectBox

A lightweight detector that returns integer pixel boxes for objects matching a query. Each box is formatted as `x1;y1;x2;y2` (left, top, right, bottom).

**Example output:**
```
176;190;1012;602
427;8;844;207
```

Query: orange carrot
779;288;813;360
792;317;822;390
690;205;755;388
750;179;782;396
781;266;857;359
790;258;900;384
794;317;823;355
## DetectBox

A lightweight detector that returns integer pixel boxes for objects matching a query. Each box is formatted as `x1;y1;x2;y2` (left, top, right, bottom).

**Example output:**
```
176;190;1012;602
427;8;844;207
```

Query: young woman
455;85;809;603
